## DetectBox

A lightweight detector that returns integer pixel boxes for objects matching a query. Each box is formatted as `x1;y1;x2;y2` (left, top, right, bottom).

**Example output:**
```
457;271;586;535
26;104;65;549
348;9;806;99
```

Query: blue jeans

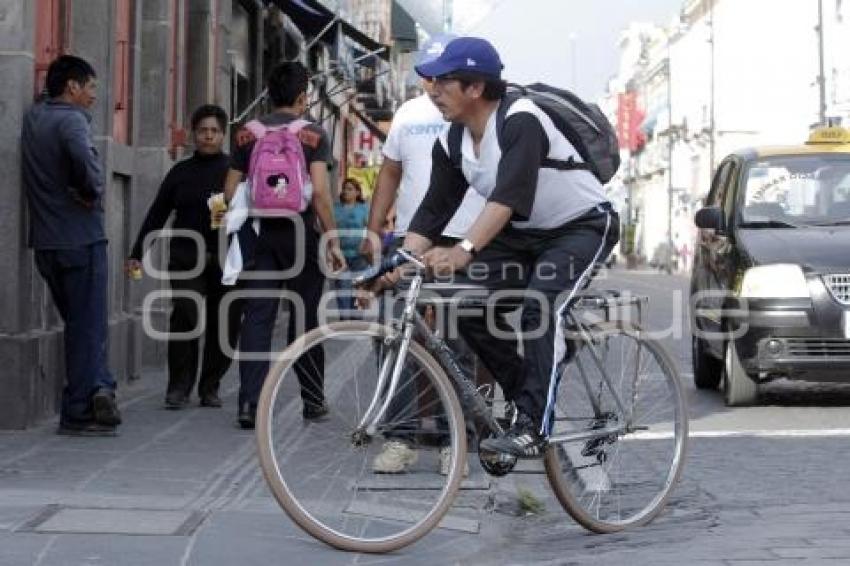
238;216;325;408
35;242;116;422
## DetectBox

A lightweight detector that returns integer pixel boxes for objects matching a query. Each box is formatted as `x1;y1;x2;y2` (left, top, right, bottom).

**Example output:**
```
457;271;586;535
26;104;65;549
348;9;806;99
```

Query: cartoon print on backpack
267;172;291;198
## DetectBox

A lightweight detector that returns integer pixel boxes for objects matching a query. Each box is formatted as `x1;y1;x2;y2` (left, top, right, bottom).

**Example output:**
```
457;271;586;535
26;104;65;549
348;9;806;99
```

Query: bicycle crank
478;435;518;477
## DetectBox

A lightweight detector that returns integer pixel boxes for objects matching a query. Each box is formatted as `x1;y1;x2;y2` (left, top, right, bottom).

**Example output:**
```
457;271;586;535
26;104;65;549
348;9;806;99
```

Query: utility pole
708;0;716;174
817;0;827;125
666;41;674;275
569;33;578;87
443;0;453;33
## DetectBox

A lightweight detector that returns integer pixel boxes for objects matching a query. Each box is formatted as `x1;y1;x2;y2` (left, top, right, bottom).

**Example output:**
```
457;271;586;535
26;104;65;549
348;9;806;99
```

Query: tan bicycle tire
544;321;688;533
255;320;467;553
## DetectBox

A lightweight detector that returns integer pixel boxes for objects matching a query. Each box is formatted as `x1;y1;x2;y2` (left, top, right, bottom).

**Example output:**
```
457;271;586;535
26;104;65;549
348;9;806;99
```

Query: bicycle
256;249;689;553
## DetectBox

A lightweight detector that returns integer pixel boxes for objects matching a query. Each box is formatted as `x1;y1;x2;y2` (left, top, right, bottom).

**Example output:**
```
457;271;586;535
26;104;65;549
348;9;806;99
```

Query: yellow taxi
691;126;850;405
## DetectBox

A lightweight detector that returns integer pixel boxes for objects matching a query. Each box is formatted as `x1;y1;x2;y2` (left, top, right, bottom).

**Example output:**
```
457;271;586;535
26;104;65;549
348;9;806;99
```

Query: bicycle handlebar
351;248;423;287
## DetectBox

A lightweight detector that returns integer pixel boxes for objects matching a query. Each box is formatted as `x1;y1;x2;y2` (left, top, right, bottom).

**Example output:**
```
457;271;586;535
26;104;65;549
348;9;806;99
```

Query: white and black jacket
408;98;609;241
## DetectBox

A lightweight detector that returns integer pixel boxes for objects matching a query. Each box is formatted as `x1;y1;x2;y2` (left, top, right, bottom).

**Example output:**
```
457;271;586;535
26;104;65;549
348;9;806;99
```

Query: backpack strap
246;118;311;138
244;119;267;139
285;118;310;134
540;156;593;172
447;122;464;169
496;89;592;174
493;91;520;149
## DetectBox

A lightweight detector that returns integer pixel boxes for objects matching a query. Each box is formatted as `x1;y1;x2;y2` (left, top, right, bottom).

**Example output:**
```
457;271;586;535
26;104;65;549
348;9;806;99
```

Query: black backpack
448;83;620;184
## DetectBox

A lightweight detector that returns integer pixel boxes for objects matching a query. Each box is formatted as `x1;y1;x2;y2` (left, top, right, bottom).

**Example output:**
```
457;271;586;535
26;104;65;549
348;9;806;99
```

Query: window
229;1;258;122
113;0;133;144
721;161;739;221
167;0;187;158
707;160;733;207
34;0;70;98
742;155;850;224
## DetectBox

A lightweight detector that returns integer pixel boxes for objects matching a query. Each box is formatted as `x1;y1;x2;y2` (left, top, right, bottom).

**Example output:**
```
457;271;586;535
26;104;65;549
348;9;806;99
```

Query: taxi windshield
742;155;850;226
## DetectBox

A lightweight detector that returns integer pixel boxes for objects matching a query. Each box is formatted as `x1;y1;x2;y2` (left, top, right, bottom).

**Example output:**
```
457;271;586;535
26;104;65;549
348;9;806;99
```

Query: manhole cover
21;506;203;536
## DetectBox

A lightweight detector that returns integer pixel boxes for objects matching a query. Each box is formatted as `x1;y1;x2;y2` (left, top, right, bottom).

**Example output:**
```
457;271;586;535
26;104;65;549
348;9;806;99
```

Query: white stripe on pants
540;210;613;436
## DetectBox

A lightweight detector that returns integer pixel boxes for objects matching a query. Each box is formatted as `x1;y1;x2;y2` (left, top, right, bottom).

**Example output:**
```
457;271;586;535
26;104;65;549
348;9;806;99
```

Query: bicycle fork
355;274;505;441
356;276;423;438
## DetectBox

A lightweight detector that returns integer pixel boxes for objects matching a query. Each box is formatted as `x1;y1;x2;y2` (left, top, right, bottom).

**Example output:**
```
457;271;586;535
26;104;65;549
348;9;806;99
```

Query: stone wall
0;0;237;428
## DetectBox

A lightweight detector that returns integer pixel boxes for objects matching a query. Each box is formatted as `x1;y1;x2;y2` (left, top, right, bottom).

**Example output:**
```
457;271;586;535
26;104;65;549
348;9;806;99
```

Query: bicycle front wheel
544;322;688;533
256;321;466;553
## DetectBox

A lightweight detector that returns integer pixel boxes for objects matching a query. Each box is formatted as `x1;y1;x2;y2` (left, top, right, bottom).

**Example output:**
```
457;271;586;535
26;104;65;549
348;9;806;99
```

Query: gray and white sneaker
372;440;418;473
479;413;546;459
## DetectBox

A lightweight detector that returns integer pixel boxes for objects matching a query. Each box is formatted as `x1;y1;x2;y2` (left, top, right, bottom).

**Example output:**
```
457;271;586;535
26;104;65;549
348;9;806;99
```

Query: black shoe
303;401;329;421
479;413;546;459
238;402;256;429
199;392;222;408
164;391;189;410
92;388;122;426
58;419;118;437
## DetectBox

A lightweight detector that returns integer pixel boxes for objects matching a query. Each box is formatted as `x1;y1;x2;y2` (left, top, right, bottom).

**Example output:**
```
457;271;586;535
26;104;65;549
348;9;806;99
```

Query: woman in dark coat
126;105;241;409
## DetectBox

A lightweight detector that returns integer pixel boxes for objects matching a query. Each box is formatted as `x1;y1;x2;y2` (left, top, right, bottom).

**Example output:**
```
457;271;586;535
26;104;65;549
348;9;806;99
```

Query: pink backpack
245;119;311;213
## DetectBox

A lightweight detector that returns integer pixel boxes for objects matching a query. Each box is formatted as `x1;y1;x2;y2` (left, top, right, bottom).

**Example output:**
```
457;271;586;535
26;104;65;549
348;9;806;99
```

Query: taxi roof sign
806;126;850;145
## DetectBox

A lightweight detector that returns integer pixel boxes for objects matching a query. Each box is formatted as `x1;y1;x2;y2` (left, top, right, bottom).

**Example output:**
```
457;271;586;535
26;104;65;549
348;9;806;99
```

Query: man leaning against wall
20;55;122;437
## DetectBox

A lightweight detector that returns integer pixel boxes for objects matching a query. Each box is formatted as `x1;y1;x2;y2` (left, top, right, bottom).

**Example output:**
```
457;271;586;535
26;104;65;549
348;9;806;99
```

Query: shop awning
391;1;418;52
271;0;390;61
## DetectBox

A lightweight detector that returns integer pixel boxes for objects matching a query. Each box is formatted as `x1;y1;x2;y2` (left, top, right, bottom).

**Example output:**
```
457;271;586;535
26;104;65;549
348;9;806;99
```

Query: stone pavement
3;366;850;565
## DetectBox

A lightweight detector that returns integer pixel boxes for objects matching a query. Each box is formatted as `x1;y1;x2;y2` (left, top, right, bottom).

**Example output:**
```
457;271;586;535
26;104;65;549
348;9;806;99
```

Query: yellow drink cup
209;193;227;229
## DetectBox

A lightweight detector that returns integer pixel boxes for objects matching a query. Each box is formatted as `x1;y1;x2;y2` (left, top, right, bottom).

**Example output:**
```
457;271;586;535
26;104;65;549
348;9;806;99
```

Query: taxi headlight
740;264;810;298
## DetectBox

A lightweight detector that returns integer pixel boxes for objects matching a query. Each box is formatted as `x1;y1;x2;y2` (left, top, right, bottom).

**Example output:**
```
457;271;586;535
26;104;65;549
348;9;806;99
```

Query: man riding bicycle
370;37;619;458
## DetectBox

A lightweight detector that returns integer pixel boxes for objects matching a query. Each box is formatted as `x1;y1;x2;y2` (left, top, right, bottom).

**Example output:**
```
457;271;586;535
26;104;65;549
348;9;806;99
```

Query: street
5;0;850;563
3;268;850;565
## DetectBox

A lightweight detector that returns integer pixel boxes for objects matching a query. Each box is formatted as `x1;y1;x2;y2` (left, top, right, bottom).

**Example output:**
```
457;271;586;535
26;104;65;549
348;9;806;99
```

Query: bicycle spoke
257;321;465;551
545;322;687;533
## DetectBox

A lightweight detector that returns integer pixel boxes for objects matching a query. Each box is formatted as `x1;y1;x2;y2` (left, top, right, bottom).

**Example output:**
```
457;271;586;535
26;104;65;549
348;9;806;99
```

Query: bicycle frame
356;266;648;449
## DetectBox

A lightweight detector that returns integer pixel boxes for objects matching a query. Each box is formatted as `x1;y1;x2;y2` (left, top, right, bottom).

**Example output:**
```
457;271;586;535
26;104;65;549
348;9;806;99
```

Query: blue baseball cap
416;33;457;65
415;36;504;80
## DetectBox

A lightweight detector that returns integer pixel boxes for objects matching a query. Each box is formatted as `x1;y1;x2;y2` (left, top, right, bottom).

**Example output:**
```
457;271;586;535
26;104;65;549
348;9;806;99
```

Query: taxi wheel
722;340;759;406
692;337;722;390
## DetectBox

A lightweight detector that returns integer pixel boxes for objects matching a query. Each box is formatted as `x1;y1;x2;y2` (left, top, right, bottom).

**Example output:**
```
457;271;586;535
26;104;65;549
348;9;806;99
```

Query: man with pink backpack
223;61;345;429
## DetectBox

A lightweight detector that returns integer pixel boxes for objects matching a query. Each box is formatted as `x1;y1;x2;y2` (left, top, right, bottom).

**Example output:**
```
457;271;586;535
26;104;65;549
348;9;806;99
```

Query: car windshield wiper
738;219;800;229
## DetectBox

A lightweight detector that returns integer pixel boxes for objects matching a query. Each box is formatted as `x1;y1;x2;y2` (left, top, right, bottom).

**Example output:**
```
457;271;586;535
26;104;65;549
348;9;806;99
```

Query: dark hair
190;104;228;131
266;61;309;108
46;55;97;98
341;178;365;203
452;71;506;101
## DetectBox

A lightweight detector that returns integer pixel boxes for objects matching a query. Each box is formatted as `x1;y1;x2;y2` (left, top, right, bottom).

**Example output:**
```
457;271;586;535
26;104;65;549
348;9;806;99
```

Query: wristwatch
458;238;477;257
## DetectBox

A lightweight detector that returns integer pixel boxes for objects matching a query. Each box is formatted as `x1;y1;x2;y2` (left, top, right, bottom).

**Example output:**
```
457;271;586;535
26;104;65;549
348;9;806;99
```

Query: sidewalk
4;366;850;565
0;366;528;566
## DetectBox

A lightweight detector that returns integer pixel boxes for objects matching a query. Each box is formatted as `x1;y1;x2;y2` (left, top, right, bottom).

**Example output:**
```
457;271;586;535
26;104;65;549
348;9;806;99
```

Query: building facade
607;0;832;266
0;0;409;429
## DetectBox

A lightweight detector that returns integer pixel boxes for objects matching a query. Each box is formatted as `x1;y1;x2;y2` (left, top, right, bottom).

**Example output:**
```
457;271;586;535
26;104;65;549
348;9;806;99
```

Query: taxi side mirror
695;206;725;232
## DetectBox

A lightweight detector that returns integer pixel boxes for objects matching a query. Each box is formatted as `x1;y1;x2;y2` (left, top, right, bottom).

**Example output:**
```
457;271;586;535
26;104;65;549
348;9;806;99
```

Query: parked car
691;126;850;406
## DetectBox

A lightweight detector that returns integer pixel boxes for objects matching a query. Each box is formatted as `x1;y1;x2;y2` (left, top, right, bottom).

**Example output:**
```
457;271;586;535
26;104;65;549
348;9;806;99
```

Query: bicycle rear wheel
544;322;688;533
256;321;466;553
